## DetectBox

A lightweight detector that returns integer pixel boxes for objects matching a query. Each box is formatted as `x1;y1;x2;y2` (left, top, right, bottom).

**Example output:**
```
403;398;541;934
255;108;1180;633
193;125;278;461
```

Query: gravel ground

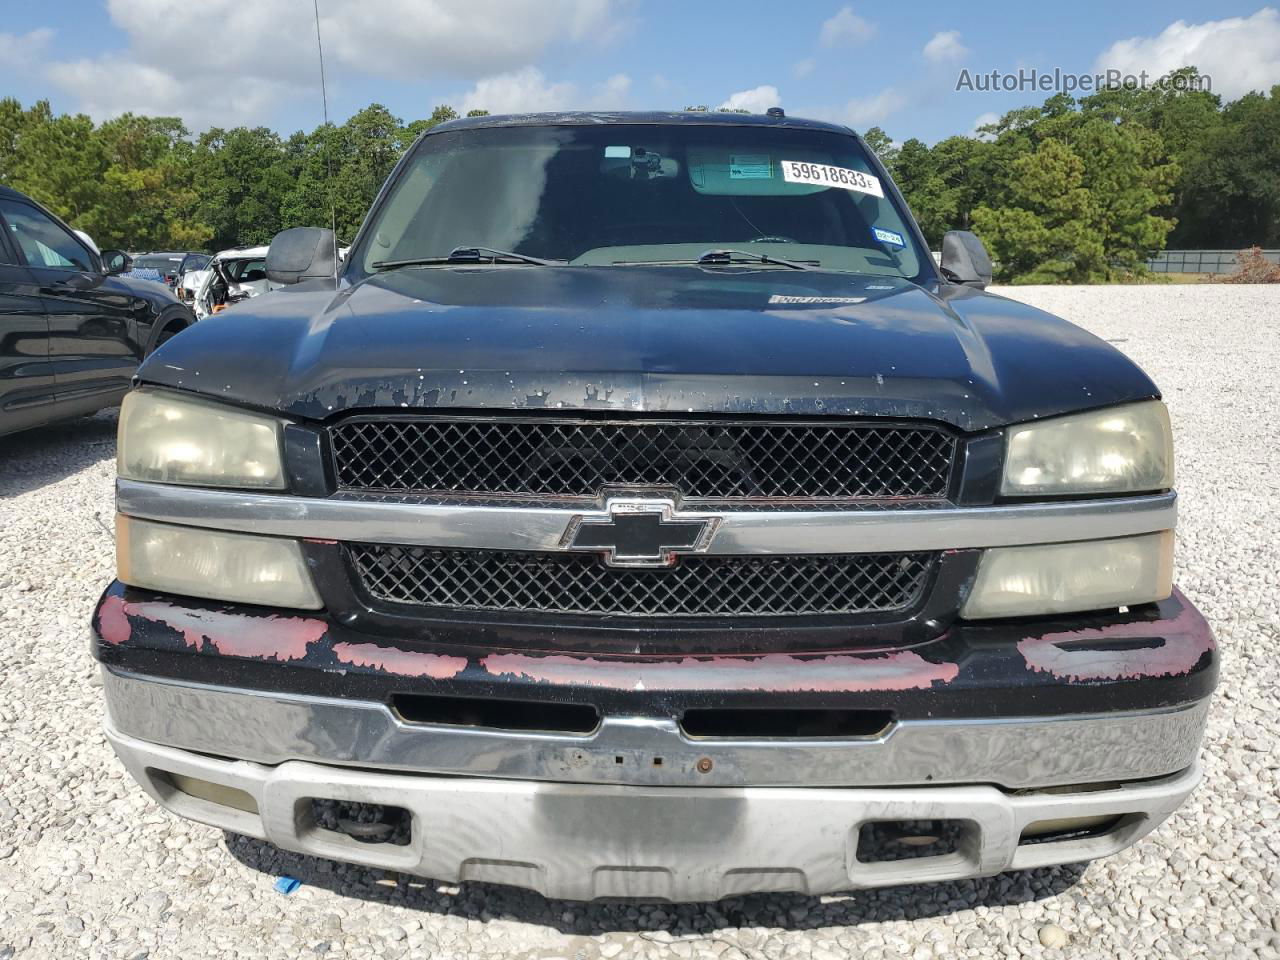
1;284;1277;960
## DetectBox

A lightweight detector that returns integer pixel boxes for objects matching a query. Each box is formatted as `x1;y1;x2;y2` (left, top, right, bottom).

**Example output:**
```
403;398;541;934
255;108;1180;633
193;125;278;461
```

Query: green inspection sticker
729;155;773;179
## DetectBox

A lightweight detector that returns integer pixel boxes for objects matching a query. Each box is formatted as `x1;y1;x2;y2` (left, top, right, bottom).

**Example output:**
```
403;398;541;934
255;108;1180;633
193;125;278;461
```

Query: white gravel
0;284;1277;959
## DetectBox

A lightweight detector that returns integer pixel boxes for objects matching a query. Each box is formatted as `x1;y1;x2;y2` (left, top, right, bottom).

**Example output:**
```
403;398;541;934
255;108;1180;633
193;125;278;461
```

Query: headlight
118;390;286;489
960;532;1173;619
117;515;321;609
1002;401;1173;496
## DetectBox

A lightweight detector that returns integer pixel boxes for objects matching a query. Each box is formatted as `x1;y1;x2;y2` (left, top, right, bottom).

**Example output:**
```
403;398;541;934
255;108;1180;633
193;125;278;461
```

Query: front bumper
93;581;1216;900
102;667;1209;790
107;720;1201;901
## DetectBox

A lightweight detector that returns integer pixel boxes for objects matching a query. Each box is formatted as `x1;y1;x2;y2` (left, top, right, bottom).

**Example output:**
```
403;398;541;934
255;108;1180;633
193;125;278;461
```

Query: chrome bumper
107;723;1201;901
101;667;1209;790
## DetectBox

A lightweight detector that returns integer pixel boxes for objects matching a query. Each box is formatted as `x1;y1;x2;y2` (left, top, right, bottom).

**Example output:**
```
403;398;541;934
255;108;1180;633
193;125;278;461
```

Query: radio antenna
312;0;340;283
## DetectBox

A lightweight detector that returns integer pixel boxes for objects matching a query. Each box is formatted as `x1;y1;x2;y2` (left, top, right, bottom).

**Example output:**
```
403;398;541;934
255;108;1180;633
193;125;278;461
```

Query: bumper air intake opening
391;692;600;734
856;819;972;863
1018;814;1130;846
680;707;894;739
309;798;412;846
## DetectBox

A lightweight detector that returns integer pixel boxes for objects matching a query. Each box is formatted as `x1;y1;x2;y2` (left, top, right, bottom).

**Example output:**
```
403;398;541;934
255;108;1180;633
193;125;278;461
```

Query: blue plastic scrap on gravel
273;876;302;895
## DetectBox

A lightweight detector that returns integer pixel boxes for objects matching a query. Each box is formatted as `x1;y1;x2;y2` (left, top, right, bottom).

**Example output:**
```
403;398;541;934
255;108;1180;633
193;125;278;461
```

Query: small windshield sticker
769;295;867;304
781;160;884;198
604;145;631;158
729;155;773;179
873;227;906;248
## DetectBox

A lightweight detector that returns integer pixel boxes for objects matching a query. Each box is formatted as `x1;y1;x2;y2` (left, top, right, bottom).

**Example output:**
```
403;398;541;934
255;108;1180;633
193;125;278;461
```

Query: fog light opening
856;819;970;863
154;770;259;815
310;798;411;846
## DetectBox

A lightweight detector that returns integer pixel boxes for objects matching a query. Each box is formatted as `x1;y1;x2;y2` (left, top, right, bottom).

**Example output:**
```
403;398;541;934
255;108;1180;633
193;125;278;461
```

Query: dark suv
91;112;1215;902
0;187;195;438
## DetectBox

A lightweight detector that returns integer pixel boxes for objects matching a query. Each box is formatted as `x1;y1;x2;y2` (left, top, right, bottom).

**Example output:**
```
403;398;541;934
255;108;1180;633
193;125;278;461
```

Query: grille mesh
330;418;955;501
349;545;934;618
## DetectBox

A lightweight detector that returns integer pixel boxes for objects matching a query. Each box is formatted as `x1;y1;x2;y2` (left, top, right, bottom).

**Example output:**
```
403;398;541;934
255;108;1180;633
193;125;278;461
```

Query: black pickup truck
92;111;1215;902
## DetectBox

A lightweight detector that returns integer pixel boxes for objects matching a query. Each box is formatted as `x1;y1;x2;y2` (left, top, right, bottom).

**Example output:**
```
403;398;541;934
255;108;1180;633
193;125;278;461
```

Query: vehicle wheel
145;306;195;356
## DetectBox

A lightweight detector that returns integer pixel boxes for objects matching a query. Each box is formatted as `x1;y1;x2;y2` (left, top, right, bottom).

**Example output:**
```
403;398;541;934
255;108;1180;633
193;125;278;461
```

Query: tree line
0;101;486;255
867;69;1280;282
1;68;1276;283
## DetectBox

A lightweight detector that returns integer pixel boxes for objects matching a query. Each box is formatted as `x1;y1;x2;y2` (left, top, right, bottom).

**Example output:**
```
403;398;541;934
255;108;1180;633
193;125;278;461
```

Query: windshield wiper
613;249;817;270
698;249;815;270
373;246;559;269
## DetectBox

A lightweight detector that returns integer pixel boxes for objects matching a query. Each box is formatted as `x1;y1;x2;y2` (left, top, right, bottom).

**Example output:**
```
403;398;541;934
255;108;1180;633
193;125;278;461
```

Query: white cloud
46;57;295;130
43;0;628;130
0;29;54;70
837;88;906;127
970;111;1000;137
459;67;577;114
819;6;875;47
794;58;816;78
458;67;631;114
1095;8;1280;101
923;30;968;63
325;0;625;80
717;85;781;114
596;73;632;107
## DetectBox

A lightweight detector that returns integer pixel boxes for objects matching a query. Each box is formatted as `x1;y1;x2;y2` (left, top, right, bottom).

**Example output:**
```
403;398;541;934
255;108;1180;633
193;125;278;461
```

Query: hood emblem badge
563;498;720;568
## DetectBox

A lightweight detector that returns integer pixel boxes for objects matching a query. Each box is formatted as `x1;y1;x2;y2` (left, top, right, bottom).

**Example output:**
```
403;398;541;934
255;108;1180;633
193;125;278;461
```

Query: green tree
972;117;1177;283
191;126;292;249
5;101;103;224
0;97;29;184
81;114;209;250
893;135;997;246
1176;86;1280;247
861;126;898;175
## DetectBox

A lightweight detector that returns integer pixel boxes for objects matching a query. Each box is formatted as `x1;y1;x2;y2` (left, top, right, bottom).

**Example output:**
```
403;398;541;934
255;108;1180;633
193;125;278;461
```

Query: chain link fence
1147;249;1280;275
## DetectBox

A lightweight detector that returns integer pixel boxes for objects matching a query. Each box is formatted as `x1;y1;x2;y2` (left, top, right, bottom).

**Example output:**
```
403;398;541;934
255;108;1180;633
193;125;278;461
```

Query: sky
1;1;1278;143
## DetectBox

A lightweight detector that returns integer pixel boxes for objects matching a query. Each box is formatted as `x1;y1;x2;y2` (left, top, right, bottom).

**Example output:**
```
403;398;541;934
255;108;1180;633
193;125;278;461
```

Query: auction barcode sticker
781;160;884;198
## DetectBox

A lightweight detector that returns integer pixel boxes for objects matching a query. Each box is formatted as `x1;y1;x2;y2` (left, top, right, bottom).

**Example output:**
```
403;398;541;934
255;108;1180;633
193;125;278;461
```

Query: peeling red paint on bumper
1017;588;1214;682
479;649;960;692
91;582;1217;721
332;642;468;679
99;595;328;662
97;595;132;646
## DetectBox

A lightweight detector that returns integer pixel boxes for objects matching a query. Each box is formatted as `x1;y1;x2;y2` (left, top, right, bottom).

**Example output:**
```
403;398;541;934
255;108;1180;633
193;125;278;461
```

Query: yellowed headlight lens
1003;401;1174;496
117;390;285;489
117;515;321;609
961;532;1174;619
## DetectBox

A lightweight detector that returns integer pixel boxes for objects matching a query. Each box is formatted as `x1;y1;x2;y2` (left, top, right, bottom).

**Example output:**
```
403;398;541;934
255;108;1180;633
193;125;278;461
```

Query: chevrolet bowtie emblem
563;499;720;568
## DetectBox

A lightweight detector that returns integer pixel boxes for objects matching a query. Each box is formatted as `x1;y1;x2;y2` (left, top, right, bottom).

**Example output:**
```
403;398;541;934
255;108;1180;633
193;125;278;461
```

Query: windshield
135;255;183;272
353;123;929;281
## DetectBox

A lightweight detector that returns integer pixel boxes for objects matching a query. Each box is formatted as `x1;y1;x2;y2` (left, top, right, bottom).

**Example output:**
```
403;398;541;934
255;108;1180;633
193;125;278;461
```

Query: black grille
330;417;955;501
348;545;934;618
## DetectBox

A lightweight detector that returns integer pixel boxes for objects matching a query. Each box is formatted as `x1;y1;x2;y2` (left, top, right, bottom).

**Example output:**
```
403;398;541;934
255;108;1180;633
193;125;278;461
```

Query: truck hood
140;266;1158;432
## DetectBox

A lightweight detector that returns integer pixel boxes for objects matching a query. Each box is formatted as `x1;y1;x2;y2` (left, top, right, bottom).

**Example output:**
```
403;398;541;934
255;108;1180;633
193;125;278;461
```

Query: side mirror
101;250;132;276
266;227;337;285
939;231;992;289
